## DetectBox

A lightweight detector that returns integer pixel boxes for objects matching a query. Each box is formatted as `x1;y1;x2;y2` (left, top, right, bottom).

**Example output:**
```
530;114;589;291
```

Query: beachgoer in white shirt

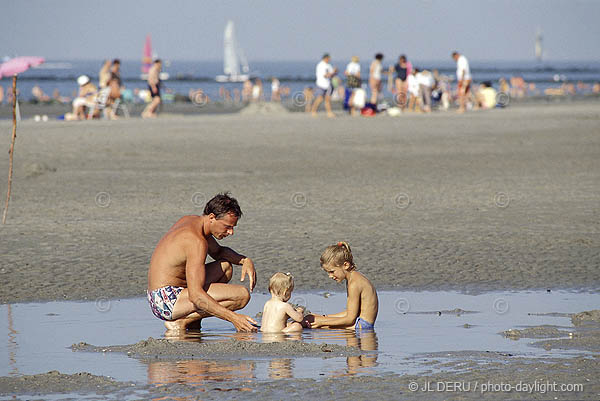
311;53;338;118
369;53;384;105
452;51;472;113
407;69;420;112
345;56;362;115
417;69;434;112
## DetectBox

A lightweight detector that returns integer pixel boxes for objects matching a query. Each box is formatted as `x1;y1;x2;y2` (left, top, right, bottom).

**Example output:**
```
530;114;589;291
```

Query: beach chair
87;87;111;119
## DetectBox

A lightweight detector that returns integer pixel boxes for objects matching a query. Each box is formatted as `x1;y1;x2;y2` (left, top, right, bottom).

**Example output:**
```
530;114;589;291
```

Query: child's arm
311;283;361;328
285;303;305;323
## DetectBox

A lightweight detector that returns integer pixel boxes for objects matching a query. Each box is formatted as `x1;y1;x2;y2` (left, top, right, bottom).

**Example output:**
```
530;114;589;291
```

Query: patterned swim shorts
147;286;184;321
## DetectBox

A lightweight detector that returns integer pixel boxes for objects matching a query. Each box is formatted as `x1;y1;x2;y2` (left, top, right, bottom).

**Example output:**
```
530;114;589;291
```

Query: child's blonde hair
269;272;294;298
320;241;356;270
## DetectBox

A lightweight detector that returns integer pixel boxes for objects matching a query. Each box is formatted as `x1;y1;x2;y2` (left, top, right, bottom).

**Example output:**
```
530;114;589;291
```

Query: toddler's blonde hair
320;241;356;270
269;272;294;298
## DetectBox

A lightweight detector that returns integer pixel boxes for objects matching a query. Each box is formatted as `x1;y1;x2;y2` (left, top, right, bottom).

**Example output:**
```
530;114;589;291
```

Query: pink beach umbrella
1;56;45;224
0;56;45;78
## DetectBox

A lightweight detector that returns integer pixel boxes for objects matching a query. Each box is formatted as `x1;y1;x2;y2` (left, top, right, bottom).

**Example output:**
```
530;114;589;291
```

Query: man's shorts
147;285;184;321
149;83;161;98
316;85;333;98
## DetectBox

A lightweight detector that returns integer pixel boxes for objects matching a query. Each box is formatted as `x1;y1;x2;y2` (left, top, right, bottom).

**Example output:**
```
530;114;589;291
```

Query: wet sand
1;102;599;399
1;101;599;304
2;355;598;400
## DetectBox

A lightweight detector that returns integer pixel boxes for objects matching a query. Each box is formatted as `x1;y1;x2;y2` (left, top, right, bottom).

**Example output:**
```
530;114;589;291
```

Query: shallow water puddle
1;291;598;386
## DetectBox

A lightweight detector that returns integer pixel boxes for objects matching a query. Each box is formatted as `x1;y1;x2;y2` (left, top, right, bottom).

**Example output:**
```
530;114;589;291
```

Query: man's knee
238;286;250;308
220;261;233;282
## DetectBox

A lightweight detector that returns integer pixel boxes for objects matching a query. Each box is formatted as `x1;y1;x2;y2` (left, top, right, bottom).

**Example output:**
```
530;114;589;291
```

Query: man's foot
164;320;186;333
164;317;202;333
311;111;318;117
326;112;335;118
456;108;465;114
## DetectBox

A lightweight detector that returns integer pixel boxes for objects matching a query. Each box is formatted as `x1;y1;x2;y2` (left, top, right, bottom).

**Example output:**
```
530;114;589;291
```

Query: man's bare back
148;216;210;291
147;194;258;332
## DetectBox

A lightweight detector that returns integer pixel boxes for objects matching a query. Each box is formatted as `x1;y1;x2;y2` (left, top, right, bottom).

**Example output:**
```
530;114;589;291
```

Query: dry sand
1;101;599;303
1;101;599;398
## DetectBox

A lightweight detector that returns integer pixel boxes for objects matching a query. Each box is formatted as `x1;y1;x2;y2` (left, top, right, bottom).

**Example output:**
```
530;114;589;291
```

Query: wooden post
2;75;17;224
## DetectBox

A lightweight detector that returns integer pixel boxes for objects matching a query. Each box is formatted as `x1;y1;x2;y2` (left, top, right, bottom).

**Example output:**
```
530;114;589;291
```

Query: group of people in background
309;51;482;116
63;58;162;120
2;56;599;119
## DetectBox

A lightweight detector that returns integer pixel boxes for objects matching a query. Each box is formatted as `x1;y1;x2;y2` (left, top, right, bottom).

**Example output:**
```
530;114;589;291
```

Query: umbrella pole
2;75;17;224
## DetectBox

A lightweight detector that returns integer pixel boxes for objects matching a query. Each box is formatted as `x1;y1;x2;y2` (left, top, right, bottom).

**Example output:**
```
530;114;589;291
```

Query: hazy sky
4;0;600;62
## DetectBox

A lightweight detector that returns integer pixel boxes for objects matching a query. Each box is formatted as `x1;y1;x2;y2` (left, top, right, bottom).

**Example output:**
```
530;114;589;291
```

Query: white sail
216;20;250;82
223;21;239;76
535;27;543;62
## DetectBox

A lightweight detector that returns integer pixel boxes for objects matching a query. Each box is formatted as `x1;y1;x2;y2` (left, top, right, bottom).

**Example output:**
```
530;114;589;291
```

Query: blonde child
308;242;378;330
261;272;310;333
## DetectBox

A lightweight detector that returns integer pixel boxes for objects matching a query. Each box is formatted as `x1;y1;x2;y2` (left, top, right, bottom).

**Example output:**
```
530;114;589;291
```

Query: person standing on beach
147;193;259;333
369;53;384;105
387;55;412;110
311;53;337;118
344;56;361;115
142;59;162;118
99;60;111;89
452;51;472;113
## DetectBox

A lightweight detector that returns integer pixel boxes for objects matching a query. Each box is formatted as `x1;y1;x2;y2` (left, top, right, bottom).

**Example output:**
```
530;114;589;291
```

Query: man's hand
230;312;259;332
240;258;256;292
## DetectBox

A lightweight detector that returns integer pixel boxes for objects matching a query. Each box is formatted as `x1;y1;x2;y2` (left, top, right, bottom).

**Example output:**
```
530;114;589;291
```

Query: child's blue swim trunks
355;317;375;330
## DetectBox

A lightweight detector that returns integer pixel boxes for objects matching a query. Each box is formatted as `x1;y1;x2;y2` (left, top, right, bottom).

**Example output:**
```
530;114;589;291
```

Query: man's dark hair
112;59;120;65
204;192;243;219
399;54;407;62
375;53;384;60
452;51;459;58
154;58;162;64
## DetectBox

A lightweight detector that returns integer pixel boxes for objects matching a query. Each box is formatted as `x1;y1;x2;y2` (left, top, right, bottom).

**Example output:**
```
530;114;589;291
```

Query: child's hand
295;306;305;314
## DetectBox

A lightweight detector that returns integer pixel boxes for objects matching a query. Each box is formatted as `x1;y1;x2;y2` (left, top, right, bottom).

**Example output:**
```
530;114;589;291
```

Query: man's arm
185;237;257;332
208;240;256;291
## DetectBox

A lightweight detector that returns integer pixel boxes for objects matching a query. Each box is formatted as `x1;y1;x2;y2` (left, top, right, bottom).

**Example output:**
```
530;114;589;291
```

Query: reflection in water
148;329;255;391
345;330;378;376
151;324;376;386
260;332;300;379
147;359;255;387
269;358;293;379
309;329;379;376
7;304;19;376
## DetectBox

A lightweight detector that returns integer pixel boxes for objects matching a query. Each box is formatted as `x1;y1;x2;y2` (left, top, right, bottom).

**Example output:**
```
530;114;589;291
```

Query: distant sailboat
216;21;250;82
140;34;169;81
535;27;543;62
